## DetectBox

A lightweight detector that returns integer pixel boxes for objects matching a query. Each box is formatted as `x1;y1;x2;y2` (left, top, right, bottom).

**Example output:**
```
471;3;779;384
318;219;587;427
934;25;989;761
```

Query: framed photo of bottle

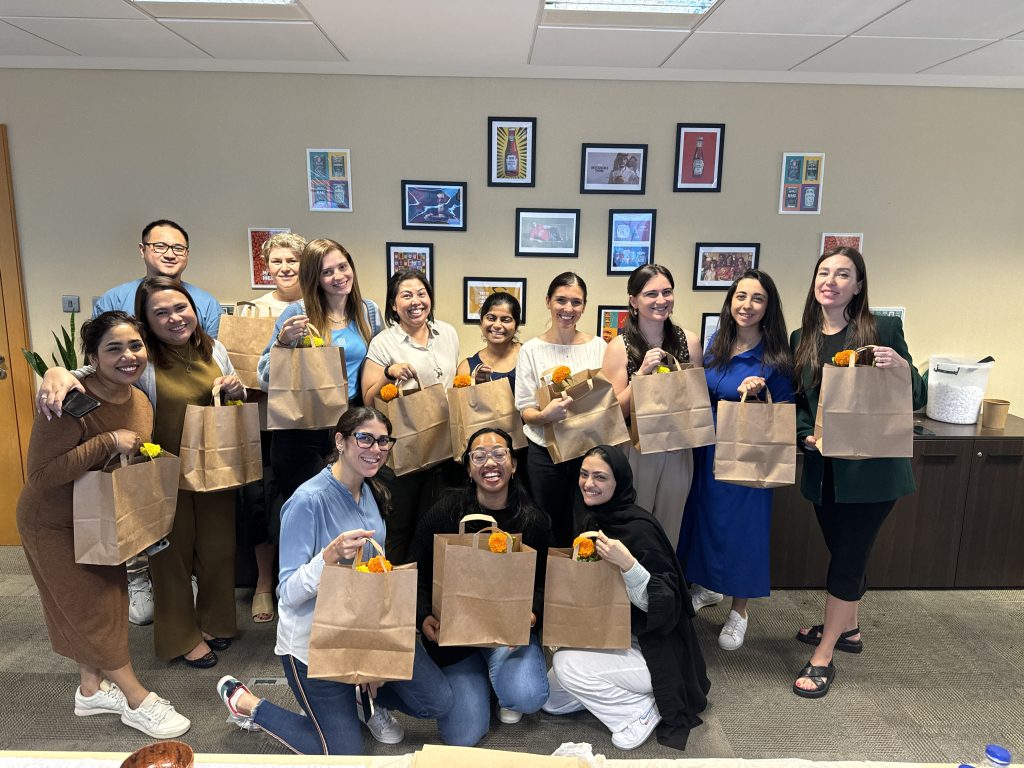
580;144;647;194
693;242;760;290
386;242;434;286
488;117;536;187
515;208;580;257
674;124;724;193
607;209;656;275
401;181;467;231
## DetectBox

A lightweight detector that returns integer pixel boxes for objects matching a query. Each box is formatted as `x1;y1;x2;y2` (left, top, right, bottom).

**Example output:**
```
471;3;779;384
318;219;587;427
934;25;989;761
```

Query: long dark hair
327;407;393;518
384;269;435;326
706;269;793;378
134;276;214;369
621;264;687;371
460;427;547;534
80;310;145;363
298;238;373;344
794;246;878;390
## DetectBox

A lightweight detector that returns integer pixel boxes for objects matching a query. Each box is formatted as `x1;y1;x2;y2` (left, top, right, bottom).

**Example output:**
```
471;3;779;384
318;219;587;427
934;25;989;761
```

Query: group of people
18;217;925;755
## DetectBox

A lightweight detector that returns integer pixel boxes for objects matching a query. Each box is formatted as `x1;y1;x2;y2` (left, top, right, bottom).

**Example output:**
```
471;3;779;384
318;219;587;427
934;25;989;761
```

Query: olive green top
153;348;222;456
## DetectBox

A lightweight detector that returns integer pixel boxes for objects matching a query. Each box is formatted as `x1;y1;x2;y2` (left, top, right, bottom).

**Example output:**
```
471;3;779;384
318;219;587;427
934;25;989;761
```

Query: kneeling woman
216;408;453;755
410;427;552;745
545;446;710;752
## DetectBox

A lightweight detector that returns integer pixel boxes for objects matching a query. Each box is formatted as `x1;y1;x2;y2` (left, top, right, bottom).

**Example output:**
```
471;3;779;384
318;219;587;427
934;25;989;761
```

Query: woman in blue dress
679;270;795;651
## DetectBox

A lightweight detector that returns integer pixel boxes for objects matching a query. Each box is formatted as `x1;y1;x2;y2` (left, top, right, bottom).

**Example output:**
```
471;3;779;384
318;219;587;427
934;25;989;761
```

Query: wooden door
0;124;36;544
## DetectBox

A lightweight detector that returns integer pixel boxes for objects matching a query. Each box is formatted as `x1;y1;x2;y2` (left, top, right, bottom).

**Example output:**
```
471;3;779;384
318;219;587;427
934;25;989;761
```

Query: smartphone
63;389;101;419
355;684;375;724
144;538;170;557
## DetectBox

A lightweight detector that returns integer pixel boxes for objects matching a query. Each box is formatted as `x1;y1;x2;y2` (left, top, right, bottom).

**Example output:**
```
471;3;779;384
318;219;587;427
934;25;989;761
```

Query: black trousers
526;441;583;548
270;428;333;502
379;460;463;565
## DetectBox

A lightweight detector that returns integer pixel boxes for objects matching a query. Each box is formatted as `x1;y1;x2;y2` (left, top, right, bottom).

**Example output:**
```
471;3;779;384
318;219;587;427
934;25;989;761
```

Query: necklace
169;344;193;373
326;313;348;325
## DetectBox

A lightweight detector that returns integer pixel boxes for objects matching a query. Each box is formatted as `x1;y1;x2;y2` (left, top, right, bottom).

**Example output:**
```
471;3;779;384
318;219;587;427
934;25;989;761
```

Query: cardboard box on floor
414;744;581;767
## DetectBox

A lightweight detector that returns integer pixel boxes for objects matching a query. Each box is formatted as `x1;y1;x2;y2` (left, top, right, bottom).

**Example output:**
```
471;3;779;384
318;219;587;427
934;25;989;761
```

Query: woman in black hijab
543;445;710;751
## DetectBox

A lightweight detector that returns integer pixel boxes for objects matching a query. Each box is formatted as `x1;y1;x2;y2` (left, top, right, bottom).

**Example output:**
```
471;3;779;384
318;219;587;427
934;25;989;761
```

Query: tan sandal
251;591;275;623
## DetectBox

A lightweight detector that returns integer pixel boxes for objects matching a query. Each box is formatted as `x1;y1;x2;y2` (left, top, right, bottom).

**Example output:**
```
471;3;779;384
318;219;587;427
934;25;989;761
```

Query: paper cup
981;399;1010;430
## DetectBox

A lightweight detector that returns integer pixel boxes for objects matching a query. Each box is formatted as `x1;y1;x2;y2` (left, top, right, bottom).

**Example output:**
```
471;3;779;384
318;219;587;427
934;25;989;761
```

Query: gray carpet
1;545;1021;762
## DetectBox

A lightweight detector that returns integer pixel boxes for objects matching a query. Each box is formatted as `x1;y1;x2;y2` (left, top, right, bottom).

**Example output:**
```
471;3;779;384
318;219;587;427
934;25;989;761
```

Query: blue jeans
253;642;454;755
436;631;549;747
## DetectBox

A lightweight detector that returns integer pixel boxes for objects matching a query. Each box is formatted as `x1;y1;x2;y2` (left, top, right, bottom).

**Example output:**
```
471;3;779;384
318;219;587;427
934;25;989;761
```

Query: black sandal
796;624;863;654
792;659;836;699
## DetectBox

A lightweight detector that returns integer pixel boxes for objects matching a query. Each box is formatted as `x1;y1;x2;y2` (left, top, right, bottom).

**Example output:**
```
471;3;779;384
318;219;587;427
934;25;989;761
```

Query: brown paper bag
813;345;913;459
630;356;715;453
179;387;263;492
267;323;348;430
447;370;526;461
308;539;417;684
73;452;180;565
542;530;631;649
414;744;580;768
375;375;452;476
714;391;797;488
537;368;630;464
219;302;278;390
432;516;536;647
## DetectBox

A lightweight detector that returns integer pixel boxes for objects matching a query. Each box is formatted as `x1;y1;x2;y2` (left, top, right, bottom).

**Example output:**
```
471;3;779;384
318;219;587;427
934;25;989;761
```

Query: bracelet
276;332;288;347
383;364;397;381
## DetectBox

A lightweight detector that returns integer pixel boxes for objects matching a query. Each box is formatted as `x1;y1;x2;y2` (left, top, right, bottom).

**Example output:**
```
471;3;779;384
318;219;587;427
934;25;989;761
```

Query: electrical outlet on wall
62;295;80;313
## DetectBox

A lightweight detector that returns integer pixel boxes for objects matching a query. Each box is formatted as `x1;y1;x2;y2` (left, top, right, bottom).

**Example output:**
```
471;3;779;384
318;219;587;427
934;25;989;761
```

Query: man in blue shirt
93;219;222;338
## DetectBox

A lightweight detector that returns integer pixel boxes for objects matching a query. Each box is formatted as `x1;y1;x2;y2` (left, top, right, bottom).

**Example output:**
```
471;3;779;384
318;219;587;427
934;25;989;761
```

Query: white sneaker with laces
365;706;404;744
498;707;523;724
120;692;191;739
718;609;749;651
689;584;723;613
611;703;661;750
74;680;126;716
128;572;154;626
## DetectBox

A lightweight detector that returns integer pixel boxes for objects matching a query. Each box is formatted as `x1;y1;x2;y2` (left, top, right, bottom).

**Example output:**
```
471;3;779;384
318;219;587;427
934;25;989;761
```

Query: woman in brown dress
17;311;190;738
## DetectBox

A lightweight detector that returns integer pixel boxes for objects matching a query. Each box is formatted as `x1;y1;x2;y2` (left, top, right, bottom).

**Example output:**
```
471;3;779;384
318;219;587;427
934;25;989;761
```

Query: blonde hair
261;232;307;261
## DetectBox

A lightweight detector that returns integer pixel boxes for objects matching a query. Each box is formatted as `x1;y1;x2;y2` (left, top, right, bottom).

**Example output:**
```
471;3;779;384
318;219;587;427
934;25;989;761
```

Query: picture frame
597;305;631;343
306;149;352;212
607;209;656;275
463;277;527;324
693;242;760;290
674;123;724;193
779;152;824;215
515;208;580;257
700;312;720;351
386;242;434;286
820;232;864;255
870;306;906;322
402;180;467;231
488;117;536;187
247;227;291;289
580;144;647;194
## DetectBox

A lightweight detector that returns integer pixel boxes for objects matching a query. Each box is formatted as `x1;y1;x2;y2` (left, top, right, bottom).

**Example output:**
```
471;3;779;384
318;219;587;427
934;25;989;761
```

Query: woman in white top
251;233;306;317
515;272;606;546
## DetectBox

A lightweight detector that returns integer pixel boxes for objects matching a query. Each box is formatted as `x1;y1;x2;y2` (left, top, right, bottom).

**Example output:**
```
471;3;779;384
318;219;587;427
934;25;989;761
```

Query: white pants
544;640;654;733
627;445;693;549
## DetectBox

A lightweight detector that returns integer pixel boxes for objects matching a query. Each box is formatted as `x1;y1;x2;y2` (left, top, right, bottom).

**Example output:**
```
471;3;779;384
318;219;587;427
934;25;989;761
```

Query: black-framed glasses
143;241;189;257
352;432;397;450
468;447;510;465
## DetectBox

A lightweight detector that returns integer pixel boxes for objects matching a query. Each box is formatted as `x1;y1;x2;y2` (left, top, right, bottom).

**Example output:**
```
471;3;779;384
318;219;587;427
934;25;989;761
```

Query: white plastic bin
926;356;994;424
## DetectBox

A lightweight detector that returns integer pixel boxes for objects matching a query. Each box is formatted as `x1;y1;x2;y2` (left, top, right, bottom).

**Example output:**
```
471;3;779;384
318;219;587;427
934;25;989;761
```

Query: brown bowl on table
120;740;194;768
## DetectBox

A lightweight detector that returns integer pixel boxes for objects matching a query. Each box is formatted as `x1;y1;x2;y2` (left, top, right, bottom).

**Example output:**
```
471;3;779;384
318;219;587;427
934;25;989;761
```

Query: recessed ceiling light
545;0;717;12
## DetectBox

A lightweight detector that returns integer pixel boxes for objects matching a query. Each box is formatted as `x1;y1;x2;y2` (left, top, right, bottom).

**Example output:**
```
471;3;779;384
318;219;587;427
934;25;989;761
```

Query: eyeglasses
143;241;189;257
468;447;510;465
351;432;397;450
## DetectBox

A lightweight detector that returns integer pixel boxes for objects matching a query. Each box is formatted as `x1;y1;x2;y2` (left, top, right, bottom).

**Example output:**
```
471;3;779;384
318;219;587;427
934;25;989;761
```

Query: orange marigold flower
379;383;399;402
366;555;393;573
832;349;856;367
573;536;596;558
453;374;473;388
551;366;572;384
488;532;510;553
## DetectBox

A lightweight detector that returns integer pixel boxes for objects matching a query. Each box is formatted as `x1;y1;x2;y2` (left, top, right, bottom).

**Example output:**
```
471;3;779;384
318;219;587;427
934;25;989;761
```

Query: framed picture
821;232;864;254
247;227;291;288
607;209;656;275
580;144;647;194
674;123;724;193
386;242;434;286
700;312;720;351
488;117;536;187
402;181;466;231
515;208;580;257
597;305;631;343
306;149;352;212
463;277;527;324
870;306;906;322
220;304;235;316
693;242;760;290
779;152;824;214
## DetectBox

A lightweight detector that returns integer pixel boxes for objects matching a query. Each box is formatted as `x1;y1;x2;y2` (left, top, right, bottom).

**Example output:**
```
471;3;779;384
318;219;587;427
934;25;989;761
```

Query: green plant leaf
21;348;47;377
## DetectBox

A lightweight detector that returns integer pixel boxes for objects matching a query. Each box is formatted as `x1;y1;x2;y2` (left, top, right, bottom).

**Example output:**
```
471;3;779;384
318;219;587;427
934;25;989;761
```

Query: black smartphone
63;389;101;419
355;684;375;724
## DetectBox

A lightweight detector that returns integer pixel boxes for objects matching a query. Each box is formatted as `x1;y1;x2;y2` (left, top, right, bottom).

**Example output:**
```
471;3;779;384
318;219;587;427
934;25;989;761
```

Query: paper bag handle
564;377;595;400
351;537;388;570
739;388;774;404
571;530;601;561
305;323;323;341
659;353;684;372
844;345;877;367
458;513;498;534
100;452;131;471
471;526;514;554
470;364;492;384
398;369;422;397
234;301;260;318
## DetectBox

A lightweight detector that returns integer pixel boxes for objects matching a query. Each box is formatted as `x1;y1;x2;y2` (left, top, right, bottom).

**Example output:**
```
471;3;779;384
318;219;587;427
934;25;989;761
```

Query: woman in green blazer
789;247;926;699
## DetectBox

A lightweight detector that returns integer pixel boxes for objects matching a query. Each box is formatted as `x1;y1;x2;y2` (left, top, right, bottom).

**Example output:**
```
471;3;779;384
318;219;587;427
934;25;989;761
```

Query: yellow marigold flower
832;349;856;367
299;334;325;348
488;532;511;553
551;366;572;384
573;536;596;558
139;443;162;459
453;374;473;388
355;564;370;572
366;555;393;573
379;383;399;402
225;399;243;406
654;365;671;374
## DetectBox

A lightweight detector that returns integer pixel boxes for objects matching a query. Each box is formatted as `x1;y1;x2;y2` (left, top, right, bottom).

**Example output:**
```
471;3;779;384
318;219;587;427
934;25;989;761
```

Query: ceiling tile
0;19;75;54
857;0;1024;40
532;25;688;67
699;0;904;35
161;19;341;61
0;0;145;18
663;30;840;70
4;17;207;57
926;39;1024;75
794;35;988;73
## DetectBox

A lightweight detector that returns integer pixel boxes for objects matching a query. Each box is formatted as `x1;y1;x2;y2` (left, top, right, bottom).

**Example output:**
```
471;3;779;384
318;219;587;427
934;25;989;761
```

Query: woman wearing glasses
215;407;454;754
408;427;552;744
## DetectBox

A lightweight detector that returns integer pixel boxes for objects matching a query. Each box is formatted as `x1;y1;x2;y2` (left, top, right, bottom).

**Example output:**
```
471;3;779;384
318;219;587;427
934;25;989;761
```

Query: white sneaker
120;692;191;739
689;584;723;613
718;609;748;651
216;675;259;732
74;680;126;716
365;706;404;744
128;573;154;626
611;703;661;750
498;707;523;724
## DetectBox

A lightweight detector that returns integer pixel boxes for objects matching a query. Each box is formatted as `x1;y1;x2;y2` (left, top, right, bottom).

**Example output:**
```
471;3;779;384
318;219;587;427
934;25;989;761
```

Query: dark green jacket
790;315;927;504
